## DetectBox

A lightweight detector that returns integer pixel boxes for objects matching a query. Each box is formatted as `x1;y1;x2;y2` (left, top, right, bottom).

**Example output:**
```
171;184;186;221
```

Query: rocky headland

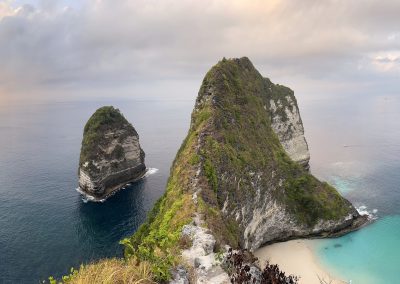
118;57;368;283
78;106;146;201
66;58;369;283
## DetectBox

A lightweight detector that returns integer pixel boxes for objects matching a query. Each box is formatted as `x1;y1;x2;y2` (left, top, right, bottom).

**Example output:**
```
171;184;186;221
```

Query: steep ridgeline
78;106;146;201
188;57;367;250
119;58;367;282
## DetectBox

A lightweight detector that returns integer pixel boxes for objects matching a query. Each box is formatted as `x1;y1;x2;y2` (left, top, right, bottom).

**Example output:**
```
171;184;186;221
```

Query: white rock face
239;181;356;250
269;95;310;169
179;224;230;284
170;160;230;284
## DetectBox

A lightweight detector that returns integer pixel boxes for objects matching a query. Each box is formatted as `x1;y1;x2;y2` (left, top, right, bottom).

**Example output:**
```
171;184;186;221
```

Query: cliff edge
78;106;146;201
188;57;364;250
119;57;367;282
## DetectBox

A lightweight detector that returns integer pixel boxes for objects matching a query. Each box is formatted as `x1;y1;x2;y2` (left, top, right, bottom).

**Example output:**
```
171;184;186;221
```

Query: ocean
0;99;193;283
0;92;399;283
299;93;400;284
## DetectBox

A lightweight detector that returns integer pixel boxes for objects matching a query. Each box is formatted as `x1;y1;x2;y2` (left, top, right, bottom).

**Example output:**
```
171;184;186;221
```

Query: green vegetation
79;106;133;165
269;83;296;121
194;57;352;228
117;111;203;281
114;58;352;283
203;158;218;192
63;57;354;283
49;258;154;284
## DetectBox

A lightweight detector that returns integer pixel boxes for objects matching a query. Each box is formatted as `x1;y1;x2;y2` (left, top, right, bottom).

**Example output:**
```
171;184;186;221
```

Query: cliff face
190;57;363;250
121;57;367;282
269;85;310;169
78;106;145;200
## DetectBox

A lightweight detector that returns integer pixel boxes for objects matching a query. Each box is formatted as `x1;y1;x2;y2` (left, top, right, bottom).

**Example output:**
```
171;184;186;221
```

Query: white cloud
1;0;400;99
0;0;18;19
372;52;400;73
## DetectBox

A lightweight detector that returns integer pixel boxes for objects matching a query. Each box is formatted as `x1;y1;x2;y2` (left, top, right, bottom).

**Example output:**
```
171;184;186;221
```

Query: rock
189;57;367;250
181;224;230;284
269;92;310;169
78;106;145;200
170;265;190;284
123;57;369;283
182;224;216;258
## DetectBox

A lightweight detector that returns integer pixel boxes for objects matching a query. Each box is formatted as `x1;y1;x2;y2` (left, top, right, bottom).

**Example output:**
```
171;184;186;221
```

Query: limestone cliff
269;84;310;169
189;57;365;250
78;106;146;200
120;57;367;282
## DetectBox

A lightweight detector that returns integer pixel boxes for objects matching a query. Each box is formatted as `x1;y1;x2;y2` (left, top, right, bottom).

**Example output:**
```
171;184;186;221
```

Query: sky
0;0;400;103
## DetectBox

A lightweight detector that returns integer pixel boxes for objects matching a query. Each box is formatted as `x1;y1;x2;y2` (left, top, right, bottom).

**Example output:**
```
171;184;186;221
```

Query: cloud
0;0;400;99
371;52;400;72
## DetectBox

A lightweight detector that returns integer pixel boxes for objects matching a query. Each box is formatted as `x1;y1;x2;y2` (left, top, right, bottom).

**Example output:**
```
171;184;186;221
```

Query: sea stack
78;106;146;201
122;57;367;265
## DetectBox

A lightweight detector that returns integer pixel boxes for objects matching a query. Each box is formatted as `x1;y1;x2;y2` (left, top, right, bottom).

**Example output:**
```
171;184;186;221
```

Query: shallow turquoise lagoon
315;216;400;284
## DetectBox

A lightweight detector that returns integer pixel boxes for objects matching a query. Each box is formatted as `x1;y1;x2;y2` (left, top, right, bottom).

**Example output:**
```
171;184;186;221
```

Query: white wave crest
144;167;159;177
357;205;378;220
76;187;105;203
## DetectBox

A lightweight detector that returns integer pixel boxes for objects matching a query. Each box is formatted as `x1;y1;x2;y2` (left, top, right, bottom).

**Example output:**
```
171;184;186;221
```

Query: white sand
254;240;346;284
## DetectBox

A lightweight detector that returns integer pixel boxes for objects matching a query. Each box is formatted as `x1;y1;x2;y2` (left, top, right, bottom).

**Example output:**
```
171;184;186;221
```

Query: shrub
225;249;299;284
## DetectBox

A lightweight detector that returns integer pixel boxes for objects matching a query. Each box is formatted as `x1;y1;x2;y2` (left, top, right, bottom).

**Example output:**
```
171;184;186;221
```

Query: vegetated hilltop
78;106;146;200
61;58;367;283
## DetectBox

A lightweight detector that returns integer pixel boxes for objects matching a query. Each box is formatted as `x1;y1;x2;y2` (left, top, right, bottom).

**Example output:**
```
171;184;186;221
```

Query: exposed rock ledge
269;90;310;169
78;106;146;201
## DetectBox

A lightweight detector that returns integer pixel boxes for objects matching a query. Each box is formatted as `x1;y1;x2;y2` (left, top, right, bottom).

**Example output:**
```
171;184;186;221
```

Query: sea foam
356;205;378;220
77;167;159;203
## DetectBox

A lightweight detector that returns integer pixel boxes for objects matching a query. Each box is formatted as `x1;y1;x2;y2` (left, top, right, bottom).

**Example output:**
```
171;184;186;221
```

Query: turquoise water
316;216;400;284
298;93;400;284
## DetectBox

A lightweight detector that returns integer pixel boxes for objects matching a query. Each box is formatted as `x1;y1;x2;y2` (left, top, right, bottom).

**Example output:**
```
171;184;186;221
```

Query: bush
225;249;299;284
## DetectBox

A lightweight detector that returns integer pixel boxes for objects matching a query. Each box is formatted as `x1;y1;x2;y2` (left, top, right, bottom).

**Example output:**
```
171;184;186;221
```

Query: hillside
61;58;367;283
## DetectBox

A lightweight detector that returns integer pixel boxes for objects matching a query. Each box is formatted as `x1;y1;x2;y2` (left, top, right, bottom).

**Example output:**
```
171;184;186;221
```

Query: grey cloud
0;0;400;99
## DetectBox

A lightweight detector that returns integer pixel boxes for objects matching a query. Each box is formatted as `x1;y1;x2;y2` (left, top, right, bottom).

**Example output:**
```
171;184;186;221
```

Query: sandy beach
254;240;346;284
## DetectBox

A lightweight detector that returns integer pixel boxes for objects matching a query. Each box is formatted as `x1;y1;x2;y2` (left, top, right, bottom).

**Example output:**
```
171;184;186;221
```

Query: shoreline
254;239;347;284
77;167;158;202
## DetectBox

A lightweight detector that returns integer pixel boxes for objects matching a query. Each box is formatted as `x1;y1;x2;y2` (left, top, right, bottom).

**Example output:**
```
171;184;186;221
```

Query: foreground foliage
48;258;154;284
226;249;299;284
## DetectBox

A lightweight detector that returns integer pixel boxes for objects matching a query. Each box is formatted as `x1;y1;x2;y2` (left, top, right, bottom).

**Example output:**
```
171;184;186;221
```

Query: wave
77;167;159;203
356;205;378;220
76;187;106;203
144;167;159;177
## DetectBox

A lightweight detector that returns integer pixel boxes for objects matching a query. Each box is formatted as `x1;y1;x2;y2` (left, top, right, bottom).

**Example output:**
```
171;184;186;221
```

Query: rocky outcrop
78;106;145;201
121;57;368;283
187;57;366;250
269;87;310;169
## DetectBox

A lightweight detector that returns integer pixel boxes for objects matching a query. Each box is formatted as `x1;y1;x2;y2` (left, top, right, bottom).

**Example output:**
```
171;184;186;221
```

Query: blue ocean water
0;99;193;283
0;92;399;283
298;93;400;284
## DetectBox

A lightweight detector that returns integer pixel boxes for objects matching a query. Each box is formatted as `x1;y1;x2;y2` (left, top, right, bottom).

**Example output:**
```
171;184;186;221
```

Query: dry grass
66;257;155;284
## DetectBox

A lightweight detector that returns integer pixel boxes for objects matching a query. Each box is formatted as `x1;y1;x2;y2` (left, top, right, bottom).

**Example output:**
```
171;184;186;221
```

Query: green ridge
66;58;356;283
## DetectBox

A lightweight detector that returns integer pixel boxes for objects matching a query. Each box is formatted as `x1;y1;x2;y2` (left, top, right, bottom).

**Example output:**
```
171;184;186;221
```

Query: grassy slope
55;258;154;284
63;58;353;283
